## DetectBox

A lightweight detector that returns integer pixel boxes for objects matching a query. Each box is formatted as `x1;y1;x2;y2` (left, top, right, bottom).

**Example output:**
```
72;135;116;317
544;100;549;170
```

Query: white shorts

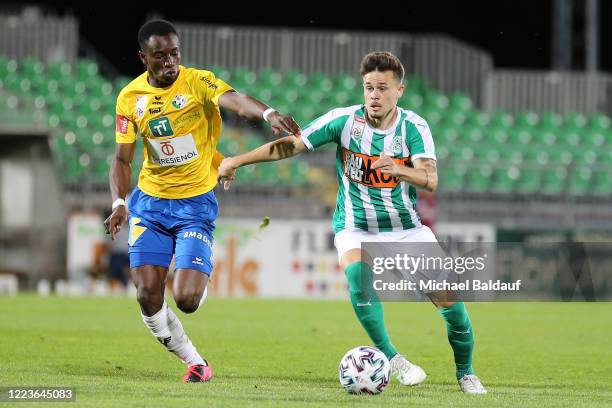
335;226;451;298
334;225;438;261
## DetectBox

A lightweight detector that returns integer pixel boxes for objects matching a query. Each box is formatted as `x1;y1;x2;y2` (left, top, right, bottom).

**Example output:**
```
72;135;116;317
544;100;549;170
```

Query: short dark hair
138;19;177;50
360;51;405;82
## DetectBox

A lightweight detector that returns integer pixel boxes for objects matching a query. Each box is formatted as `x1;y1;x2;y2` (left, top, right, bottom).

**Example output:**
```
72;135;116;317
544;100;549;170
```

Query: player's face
139;33;181;87
362;70;404;120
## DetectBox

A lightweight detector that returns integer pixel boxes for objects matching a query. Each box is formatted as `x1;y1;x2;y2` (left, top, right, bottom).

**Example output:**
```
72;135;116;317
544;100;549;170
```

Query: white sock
141;302;205;366
166;306;206;366
198;286;208;308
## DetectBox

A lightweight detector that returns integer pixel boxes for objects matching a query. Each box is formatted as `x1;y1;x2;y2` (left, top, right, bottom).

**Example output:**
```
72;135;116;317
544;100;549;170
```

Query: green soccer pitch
1;296;610;407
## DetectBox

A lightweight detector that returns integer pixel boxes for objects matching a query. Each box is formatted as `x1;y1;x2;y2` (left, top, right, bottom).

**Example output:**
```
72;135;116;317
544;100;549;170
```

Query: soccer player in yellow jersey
103;20;300;383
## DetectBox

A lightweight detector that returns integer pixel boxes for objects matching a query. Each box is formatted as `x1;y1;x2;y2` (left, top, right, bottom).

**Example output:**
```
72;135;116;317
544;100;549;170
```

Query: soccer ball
338;346;391;394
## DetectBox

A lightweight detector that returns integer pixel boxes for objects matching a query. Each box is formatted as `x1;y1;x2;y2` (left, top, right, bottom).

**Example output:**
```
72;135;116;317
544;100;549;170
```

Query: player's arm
104;142;135;239
218;135;307;189
371;154;438;192
218;90;301;136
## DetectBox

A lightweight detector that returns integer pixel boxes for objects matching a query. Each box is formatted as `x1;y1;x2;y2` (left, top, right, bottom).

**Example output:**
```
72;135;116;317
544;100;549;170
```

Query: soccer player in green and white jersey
218;51;486;394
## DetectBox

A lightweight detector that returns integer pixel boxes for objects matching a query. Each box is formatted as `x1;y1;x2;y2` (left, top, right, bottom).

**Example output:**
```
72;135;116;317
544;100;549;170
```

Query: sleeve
115;91;137;143
406;115;436;161
211;150;225;169
300;109;347;151
192;69;234;108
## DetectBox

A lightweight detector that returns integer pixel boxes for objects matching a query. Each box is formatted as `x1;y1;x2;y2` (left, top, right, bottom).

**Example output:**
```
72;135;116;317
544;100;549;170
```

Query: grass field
0;296;611;407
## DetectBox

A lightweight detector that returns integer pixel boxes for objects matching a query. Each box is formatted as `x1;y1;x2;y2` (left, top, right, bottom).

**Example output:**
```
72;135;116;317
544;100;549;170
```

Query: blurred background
1;0;611;299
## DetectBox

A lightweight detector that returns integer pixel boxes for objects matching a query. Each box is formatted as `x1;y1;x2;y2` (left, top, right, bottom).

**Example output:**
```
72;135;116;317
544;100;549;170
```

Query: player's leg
169;190;218;382
128;188;209;381
173;268;208;313
337;231;426;386
430;295;486;394
341;249;398;360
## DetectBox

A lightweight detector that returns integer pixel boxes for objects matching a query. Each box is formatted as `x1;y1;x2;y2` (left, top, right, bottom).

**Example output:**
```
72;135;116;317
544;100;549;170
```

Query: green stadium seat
258;68;283;87
541;167;567;195
490;127;510;145
47;62;72;79
309;72;333;92
449;92;472;112
509;128;533;145
532;130;557;146
465;111;490;127
568;167;592;195
498;149;524;165
559;129;581;147
583;130;606;147
490;167;519;193
20;58;44;80
0;58;18;77
77;59;99;78
466;165;492;192
515;112;540;127
549;148;574;166
589;113;611;131
515;169;541;194
440;164;466;192
591;171;612;195
565;112;587;128
540;112;564;129
524;149;550;165
491;111;514;128
334;73;359;92
284;70;308;87
425;92;449;110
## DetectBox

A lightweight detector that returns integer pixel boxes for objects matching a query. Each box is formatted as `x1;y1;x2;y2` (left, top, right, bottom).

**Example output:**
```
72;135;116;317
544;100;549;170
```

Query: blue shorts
127;187;217;275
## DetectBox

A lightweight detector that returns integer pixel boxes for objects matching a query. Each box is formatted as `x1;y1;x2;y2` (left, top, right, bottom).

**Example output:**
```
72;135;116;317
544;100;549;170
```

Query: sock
438;301;474;379
141;302;205;366
345;262;398;360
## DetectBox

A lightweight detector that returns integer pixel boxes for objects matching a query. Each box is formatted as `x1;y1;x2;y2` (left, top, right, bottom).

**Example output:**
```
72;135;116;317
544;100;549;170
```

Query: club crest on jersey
392;135;403;154
135;95;148;118
350;116;366;142
172;94;187;110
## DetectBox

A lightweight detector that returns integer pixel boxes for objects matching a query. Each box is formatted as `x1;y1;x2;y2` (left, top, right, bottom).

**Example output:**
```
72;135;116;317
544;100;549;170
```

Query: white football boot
458;374;487;394
389;354;427;386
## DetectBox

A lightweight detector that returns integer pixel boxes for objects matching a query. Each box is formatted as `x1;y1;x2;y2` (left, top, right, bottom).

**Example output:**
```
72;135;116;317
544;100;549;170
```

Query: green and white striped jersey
301;104;436;233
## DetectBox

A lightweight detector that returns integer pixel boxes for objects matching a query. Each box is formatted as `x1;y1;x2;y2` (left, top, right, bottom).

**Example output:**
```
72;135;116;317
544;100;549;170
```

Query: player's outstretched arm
218;91;301;136
218;136;307;190
104;142;135;239
371;153;438;192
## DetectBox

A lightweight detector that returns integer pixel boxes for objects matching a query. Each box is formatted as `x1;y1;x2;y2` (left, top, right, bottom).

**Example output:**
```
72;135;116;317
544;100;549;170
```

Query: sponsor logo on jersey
172;94;187;109
199;76;218;90
350;116;365;142
182;230;213;249
136;95;148;118
148;116;174;137
173;110;202;130
147;133;199;166
148;107;162;115
116;115;129;134
341;148;411;188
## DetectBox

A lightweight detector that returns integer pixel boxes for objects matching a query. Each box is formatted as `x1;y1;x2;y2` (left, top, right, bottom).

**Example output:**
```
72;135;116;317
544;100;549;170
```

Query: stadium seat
568;167;592;195
515;169;541;194
541;167;567;195
465;165;492;192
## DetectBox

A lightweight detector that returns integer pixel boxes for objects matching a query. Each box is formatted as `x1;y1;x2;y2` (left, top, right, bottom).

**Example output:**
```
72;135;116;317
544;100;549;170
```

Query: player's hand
267;111;301;137
104;205;127;240
371;153;401;177
218;157;238;190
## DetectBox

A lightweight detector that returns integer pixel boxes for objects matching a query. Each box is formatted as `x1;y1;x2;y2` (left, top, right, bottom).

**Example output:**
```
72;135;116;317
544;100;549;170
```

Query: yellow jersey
115;66;233;199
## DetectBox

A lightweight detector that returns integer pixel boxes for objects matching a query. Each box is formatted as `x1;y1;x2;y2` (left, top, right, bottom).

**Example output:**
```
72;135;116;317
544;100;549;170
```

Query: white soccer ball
338;346;391;394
